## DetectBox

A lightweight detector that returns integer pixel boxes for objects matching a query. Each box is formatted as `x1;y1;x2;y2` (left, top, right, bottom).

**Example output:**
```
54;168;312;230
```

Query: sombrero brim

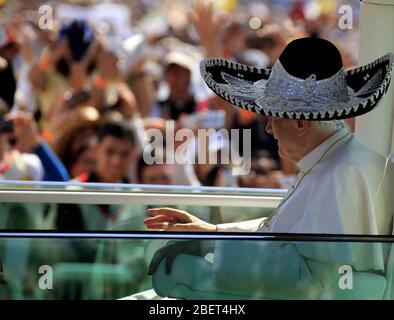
200;53;393;120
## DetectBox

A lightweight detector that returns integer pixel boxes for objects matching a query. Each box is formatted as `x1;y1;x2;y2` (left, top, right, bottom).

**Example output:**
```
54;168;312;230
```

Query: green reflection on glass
1;237;393;300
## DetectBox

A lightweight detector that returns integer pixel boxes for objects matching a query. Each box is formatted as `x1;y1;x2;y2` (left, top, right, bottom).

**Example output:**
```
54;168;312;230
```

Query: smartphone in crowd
66;90;91;109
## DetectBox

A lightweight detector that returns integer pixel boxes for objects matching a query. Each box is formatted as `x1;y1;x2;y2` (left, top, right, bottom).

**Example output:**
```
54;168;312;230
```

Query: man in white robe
216;125;393;235
130;37;394;299
132;116;394;300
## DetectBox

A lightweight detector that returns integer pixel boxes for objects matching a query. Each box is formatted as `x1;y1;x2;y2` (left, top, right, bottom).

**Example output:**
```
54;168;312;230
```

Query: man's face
266;117;300;161
96;136;134;183
165;64;191;95
141;164;173;185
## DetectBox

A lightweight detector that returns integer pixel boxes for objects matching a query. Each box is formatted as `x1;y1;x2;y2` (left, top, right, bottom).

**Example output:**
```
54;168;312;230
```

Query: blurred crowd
0;0;360;190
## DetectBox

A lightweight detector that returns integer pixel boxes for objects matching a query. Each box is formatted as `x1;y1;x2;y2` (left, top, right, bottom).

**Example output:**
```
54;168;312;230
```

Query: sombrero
200;37;393;120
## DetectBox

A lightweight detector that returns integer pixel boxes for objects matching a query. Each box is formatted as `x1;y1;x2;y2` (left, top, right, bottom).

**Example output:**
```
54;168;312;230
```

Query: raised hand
8;112;41;153
117;83;138;119
97;48;119;81
189;0;226;57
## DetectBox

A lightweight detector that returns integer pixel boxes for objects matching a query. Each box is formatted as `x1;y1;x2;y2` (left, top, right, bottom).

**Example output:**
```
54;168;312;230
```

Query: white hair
311;120;346;134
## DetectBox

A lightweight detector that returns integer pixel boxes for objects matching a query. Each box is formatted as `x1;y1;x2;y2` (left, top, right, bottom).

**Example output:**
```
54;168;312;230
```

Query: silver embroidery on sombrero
200;53;393;119
264;61;349;104
348;69;383;97
215;59;386;115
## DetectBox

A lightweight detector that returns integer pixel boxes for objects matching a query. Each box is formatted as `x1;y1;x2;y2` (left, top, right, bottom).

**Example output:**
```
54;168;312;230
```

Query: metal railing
0;181;286;208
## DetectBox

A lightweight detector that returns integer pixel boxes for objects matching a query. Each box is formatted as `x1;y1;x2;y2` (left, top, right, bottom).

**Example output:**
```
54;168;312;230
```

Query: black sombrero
200;37;393;120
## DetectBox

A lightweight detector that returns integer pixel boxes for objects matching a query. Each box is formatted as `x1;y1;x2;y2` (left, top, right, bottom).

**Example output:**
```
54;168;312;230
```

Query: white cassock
217;127;393;235
207;128;394;299
128;128;394;299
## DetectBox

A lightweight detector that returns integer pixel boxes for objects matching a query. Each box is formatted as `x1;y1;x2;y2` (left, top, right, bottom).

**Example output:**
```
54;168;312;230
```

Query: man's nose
266;117;273;134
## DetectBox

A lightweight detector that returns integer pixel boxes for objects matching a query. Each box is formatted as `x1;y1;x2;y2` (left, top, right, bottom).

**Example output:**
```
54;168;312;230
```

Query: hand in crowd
117;83;138;119
46;89;83;129
11;17;35;64
44;89;99;141
97;47;119;81
144;207;217;232
29;40;72;91
8;112;41;153
190;0;226;58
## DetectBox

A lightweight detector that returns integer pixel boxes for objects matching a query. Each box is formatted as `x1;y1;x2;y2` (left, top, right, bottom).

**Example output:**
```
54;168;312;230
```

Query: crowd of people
0;0;360;190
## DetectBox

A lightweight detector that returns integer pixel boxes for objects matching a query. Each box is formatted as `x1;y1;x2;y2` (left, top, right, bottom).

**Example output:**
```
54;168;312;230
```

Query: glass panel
0;202;274;231
1;233;393;300
0;185;279;231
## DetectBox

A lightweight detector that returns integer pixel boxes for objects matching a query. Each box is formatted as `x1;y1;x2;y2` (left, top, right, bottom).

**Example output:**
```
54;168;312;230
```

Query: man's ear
296;120;310;136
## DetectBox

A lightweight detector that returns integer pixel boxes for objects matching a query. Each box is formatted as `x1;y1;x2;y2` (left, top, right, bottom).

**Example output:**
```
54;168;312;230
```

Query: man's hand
144;208;217;232
8;112;41;153
190;0;225;57
147;240;215;275
117;83;138;119
97;48;119;81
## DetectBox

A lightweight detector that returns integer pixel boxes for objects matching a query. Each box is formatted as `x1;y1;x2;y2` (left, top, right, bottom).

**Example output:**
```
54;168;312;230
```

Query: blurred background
0;0;360;189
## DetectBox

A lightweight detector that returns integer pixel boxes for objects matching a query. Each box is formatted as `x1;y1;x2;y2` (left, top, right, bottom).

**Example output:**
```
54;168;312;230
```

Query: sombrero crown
200;37;393;120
